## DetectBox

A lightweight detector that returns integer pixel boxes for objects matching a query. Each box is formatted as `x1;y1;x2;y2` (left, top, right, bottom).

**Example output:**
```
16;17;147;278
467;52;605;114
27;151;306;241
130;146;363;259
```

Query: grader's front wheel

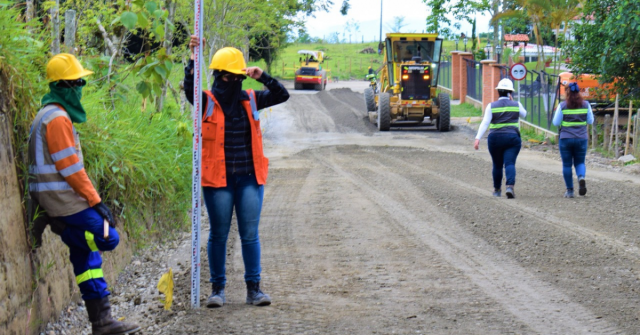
377;92;391;131
437;93;451;132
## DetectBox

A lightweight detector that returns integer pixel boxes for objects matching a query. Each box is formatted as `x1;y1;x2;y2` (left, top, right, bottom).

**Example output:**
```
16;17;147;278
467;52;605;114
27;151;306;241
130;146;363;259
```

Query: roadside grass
451;103;482;117
78;72;192;246
520;126;549;143
271;38;488;83
272;42;384;81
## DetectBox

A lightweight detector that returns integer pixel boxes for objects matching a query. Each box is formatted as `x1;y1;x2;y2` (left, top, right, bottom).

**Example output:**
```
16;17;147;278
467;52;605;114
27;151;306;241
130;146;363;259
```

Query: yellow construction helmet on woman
209;47;247;75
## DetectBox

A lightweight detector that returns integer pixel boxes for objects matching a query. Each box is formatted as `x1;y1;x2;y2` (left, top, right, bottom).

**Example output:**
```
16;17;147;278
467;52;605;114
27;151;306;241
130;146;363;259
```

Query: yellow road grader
365;33;450;131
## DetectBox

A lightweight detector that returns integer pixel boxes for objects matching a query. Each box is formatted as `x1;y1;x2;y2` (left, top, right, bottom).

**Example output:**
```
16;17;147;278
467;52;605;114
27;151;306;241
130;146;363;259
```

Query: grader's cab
294;50;327;91
364;33;450;131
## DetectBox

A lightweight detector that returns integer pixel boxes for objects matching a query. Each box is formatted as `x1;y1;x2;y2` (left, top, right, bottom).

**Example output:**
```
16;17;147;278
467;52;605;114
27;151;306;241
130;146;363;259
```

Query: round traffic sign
510;63;527;81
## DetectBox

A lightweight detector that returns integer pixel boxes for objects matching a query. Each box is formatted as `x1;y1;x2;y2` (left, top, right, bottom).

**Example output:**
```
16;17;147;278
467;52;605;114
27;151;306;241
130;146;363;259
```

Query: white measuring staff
190;0;204;309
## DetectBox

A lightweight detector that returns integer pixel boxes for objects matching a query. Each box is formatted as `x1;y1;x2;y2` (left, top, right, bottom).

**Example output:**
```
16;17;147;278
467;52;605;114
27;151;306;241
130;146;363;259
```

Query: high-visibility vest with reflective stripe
28;104;90;217
201;89;269;188
489;99;521;134
559;101;589;139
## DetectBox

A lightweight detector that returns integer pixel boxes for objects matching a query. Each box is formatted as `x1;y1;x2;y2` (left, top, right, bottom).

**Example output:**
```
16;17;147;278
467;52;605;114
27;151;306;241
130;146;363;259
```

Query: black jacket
183;59;290;113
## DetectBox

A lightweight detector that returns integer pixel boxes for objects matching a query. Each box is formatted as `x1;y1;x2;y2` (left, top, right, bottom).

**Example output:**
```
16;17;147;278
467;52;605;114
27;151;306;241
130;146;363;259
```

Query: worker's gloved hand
93;202;115;228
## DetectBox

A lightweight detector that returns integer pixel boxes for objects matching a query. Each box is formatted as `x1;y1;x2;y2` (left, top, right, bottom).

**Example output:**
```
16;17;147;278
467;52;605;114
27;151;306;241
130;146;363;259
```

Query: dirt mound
359;47;376;54
316;88;377;135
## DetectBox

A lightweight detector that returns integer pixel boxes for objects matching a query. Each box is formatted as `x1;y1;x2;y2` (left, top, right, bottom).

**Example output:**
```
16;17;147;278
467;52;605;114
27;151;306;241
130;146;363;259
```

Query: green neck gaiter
41;82;86;123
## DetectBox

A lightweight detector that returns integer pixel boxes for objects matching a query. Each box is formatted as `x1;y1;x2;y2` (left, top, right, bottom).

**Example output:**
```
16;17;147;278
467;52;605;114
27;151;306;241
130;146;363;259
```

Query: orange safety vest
201;89;268;187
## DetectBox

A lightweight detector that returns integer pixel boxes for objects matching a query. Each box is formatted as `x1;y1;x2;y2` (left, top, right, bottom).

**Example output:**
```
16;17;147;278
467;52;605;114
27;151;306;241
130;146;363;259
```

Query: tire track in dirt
286;149;531;334
365;147;640;334
312;146;619;334
371;149;640;262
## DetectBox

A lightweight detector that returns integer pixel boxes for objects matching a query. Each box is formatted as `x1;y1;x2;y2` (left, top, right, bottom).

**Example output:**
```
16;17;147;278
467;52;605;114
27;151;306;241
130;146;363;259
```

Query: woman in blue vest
552;82;594;198
474;78;527;198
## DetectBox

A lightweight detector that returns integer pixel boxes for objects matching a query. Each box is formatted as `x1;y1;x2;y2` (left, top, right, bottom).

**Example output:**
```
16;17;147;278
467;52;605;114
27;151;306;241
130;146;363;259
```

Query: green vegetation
564;0;640;94
270;42;384;81
451;103;482;117
3;0;355;250
78;85;192;245
520;126;548;143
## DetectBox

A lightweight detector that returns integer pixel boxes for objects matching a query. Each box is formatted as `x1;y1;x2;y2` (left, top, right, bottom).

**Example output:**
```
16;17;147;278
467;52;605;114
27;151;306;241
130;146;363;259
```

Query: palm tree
548;0;584;74
492;0;551;70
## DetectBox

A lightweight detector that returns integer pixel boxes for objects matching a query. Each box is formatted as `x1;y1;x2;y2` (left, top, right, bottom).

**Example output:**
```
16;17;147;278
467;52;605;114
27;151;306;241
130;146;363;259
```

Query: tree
493;0;552;70
565;0;640;93
547;0;582;74
343;19;359;43
387;16;408;33
424;0;500;57
471;17;477;51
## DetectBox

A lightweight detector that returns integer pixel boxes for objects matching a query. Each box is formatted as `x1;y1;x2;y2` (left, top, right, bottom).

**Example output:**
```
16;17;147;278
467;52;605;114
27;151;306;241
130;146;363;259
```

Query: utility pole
379;0;383;44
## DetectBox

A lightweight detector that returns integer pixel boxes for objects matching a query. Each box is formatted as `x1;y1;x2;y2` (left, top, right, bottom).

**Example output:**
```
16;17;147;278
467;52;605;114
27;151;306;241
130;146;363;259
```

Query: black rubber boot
246;281;271;306
86;297;141;335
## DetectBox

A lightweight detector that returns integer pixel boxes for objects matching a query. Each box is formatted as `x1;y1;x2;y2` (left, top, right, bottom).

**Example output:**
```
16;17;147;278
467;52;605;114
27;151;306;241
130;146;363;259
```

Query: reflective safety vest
28;104;93;217
201;89;268;187
489;99;521;134
559;101;589;139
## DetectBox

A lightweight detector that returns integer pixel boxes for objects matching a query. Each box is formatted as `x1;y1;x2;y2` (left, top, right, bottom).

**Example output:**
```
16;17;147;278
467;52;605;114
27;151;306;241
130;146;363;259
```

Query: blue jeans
60;208;120;300
487;132;522;190
203;174;264;286
559;138;588;189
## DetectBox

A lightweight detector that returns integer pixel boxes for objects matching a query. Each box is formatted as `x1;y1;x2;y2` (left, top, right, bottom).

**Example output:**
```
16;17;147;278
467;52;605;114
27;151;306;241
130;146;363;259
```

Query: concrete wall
0;108;133;334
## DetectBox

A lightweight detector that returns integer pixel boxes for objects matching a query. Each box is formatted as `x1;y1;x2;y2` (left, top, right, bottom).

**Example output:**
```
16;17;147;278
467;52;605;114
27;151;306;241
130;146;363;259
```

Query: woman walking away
552;82;594;198
474;78;527;198
184;36;290;308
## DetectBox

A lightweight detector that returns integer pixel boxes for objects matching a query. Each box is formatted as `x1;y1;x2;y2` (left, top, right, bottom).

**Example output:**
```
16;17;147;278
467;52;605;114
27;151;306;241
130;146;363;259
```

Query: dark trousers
559;138;588;189
203;174;264;286
487;132;522;190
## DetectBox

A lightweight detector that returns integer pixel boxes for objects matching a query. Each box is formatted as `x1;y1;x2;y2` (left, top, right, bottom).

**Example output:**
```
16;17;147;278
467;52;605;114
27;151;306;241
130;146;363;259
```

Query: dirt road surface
46;81;640;335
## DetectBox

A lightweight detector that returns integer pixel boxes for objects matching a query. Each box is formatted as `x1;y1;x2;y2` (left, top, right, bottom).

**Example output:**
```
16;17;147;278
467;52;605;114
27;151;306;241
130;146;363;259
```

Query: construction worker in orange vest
28;53;140;335
184;36;289;308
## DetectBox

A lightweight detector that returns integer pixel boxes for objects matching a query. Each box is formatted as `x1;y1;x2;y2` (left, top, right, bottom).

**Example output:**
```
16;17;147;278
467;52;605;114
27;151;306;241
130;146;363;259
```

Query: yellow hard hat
46;53;94;82
208;47;247;75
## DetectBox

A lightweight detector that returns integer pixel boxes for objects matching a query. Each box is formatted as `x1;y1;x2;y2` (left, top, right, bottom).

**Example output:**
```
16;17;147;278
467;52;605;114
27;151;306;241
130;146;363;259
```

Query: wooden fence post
612;94;620;157
603;114;611;150
50;0;61;55
625;100;633;156
635;108;640;155
64;10;76;54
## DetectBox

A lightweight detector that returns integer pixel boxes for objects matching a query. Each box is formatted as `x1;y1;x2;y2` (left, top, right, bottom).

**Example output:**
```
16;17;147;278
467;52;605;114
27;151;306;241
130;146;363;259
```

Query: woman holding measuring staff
184;36;289;308
552;82;594;198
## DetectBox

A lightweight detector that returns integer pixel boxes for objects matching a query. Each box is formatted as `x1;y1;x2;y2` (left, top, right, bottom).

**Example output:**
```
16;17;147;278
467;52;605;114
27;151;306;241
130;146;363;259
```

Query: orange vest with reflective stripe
201;89;268;187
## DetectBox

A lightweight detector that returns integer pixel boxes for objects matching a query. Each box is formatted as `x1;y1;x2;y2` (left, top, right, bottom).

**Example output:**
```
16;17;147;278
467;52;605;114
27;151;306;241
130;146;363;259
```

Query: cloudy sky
303;0;492;42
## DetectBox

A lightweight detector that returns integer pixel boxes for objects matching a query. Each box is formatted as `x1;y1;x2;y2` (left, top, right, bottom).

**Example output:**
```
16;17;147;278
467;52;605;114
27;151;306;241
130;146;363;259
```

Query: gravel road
45;83;640;335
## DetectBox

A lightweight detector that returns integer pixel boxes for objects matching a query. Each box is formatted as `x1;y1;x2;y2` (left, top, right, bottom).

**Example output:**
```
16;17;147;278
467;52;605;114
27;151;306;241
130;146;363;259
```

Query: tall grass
1;3;193;247
78;85;192;245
